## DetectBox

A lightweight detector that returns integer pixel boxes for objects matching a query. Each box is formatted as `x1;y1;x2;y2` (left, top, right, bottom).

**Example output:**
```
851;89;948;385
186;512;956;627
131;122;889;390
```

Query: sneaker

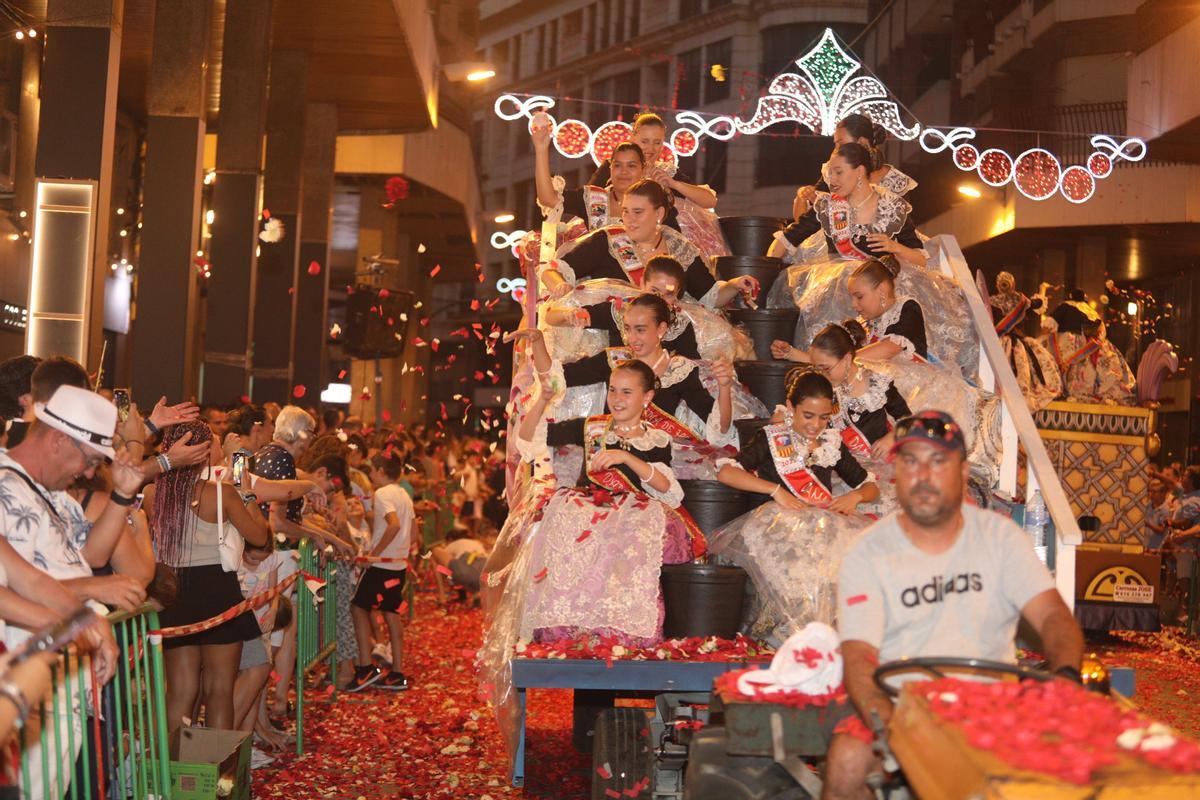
250;746;276;769
376;670;410;691
346;665;383;693
371;642;394;668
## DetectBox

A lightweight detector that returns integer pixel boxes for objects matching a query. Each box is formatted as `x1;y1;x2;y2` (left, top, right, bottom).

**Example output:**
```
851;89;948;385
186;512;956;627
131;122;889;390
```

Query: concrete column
252;51;308;402
292;103;338;399
132;0;211;403
202;0;273;403
30;0;122;368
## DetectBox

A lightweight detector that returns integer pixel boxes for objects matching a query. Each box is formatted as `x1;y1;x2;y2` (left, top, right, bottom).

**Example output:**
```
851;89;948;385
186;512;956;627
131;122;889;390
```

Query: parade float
489;27;1192;799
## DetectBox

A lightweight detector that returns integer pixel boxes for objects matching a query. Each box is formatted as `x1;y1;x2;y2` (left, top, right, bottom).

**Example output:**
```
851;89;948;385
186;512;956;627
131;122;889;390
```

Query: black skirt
158;564;263;649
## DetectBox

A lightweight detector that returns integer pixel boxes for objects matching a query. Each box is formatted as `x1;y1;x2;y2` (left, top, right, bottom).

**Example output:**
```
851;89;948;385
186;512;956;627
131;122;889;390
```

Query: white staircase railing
931;235;1082;608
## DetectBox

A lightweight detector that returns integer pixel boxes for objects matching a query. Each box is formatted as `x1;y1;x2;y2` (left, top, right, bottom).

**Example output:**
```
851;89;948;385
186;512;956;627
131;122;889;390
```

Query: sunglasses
894;415;962;444
68;437;106;470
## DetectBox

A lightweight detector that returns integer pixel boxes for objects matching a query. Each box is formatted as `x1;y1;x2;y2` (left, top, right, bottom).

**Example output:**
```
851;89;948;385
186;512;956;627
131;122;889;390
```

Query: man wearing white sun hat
0;383;127;798
0;384;135;667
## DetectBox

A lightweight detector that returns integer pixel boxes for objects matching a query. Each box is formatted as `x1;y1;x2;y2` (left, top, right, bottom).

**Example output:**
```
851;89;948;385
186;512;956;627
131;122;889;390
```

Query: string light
920;128;1145;202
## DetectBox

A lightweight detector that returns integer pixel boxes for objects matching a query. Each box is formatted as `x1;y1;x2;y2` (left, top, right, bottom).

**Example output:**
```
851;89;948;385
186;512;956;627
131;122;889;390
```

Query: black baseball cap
889;411;966;459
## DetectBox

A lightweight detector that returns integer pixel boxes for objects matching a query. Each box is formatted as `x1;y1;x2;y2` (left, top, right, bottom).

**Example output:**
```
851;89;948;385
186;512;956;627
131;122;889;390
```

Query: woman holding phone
144;421;271;733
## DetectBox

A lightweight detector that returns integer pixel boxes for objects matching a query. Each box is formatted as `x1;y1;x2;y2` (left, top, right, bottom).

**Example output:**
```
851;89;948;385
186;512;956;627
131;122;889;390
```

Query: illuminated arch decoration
920;128;1147;203
494;94;732;166
735;28;919;140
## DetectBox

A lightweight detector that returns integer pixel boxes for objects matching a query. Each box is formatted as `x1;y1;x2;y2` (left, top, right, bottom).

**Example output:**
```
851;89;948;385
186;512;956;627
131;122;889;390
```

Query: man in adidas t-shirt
824;411;1084;800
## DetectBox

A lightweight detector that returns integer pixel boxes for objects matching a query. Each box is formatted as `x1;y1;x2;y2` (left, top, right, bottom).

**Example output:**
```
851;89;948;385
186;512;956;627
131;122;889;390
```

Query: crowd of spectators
0;353;505;784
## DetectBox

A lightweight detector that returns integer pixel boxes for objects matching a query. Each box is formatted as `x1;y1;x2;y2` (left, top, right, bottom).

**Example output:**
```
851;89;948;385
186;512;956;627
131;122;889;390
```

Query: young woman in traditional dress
478;359;704;758
765;144;979;380
523;293;741;449
1041;292;1135;404
710;370;878;643
587;112;728;262
540;255;755;363
989;272;1063;411
542;180;755;308
791;113;919;221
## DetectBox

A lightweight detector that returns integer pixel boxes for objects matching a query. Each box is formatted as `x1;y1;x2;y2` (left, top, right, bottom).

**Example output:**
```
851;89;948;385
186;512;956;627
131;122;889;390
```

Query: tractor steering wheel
873;657;1055;697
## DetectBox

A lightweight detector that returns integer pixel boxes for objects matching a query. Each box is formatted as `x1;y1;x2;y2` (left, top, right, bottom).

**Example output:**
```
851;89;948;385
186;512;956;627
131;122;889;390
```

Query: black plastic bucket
715;255;785;301
719;216;787;258
727;308;799;362
662;564;748;639
735;360;793;410
734;416;772;446
680;479;752;536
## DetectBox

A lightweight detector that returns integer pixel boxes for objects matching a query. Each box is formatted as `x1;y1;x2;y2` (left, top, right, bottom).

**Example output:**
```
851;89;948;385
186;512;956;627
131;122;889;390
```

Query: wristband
157;453;172;473
0;681;29;728
144;419;160;437
110;492;135;507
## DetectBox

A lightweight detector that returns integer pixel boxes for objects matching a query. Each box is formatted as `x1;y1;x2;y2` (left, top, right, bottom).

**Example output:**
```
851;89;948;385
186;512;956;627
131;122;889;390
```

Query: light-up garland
496;276;527;303
494;94;733;166
493;29;1146;204
919;129;1147;203
735;27;919;140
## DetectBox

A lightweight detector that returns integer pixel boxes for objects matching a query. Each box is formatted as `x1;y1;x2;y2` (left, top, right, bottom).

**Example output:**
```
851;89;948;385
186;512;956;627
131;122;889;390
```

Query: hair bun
840;318;868;348
870;123;889;148
879;254;902;279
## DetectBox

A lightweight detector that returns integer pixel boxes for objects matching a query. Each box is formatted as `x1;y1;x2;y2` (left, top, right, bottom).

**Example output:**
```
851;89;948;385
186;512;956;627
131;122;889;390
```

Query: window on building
760;22;862;77
587;4;597;53
676;47;702;110
535;25;545;73
701;137;728;194
565;10;583;36
679;0;703;20
514;179;536;229
756;123;825;188
704;38;732;104
709;0;731;8
611;69;640;121
548;19;558;69
512;34;522;80
601;0;612;50
589;79;611;128
616;0;626;43
629;0;640;38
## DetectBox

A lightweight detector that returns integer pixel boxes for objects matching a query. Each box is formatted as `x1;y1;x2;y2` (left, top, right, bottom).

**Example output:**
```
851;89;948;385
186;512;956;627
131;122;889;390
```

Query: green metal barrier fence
295;539;338;755
17;604;170;800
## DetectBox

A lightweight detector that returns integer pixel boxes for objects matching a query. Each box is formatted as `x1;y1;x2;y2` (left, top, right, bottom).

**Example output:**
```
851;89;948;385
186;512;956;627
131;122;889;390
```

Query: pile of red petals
254;594;589;798
515;633;772;663
919;676;1200;784
712;668;846;709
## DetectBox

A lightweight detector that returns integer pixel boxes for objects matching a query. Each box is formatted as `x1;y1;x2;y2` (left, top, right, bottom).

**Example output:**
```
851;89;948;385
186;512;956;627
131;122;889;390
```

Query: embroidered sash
583;185;611;230
826;195;874;261
994;297;1028;338
607;228;646;286
1050;332;1101;372
839;423;873;461
580;416;707;556
763;424;833;508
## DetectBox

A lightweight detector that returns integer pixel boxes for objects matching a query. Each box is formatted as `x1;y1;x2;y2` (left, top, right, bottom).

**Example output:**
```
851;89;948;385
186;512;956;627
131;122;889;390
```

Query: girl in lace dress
539;255;756;364
791;113;919;221
989;271;1063;411
478;360;705;758
541;180;756;309
765;143;979;381
709;370;878;644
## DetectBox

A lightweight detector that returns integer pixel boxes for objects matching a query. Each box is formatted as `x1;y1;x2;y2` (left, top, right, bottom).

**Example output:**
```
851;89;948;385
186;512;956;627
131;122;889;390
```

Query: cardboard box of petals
888;676;1200;798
